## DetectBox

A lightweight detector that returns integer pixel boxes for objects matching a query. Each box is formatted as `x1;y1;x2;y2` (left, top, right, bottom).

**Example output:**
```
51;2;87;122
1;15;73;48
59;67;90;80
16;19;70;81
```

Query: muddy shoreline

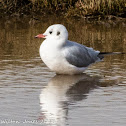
0;1;126;29
1;0;126;20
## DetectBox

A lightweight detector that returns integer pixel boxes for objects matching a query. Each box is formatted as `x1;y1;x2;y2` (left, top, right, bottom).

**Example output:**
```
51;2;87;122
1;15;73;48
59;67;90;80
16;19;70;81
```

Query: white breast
39;40;70;73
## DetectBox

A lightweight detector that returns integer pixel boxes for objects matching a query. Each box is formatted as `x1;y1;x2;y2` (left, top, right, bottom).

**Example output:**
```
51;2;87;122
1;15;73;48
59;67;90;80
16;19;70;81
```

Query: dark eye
49;31;52;34
57;31;60;36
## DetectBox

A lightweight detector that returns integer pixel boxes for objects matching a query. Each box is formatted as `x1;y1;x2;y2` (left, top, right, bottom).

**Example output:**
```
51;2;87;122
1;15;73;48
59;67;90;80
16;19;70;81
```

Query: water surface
0;16;126;126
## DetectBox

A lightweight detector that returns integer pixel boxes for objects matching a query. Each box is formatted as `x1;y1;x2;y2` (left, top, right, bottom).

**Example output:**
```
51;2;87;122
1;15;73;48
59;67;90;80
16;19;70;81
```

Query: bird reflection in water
39;74;104;125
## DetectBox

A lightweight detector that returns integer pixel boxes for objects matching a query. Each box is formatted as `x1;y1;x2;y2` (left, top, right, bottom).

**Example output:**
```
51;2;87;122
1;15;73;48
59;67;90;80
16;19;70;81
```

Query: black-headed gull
35;24;122;75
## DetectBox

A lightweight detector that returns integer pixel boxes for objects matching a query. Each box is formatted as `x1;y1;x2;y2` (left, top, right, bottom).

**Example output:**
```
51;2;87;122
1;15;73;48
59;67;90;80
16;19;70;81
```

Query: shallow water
0;16;126;126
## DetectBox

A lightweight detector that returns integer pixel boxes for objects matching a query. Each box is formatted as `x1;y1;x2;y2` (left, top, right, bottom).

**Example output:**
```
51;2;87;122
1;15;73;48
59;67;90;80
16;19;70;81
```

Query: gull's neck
45;38;67;49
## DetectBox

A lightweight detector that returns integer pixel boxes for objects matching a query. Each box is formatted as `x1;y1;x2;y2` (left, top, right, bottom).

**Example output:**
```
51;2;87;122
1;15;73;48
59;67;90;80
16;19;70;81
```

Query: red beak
35;34;46;38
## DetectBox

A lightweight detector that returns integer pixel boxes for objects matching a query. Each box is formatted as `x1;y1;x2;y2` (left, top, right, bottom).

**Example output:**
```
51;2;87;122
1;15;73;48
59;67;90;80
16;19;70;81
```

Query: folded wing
62;41;101;68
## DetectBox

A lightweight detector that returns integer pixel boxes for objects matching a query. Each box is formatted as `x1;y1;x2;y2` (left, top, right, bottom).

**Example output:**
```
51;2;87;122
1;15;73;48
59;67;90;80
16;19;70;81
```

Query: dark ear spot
49;31;52;34
57;31;60;36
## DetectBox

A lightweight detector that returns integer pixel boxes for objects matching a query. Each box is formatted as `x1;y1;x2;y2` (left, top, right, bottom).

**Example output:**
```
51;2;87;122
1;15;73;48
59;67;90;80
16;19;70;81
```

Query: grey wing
63;41;100;67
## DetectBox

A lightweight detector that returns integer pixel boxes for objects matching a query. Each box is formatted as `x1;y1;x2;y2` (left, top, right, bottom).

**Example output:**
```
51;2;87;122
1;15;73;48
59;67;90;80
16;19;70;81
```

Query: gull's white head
35;24;68;42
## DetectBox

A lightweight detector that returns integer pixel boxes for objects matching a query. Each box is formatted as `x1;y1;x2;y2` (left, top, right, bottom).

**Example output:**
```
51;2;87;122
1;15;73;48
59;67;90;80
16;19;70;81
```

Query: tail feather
99;52;125;55
98;52;125;59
